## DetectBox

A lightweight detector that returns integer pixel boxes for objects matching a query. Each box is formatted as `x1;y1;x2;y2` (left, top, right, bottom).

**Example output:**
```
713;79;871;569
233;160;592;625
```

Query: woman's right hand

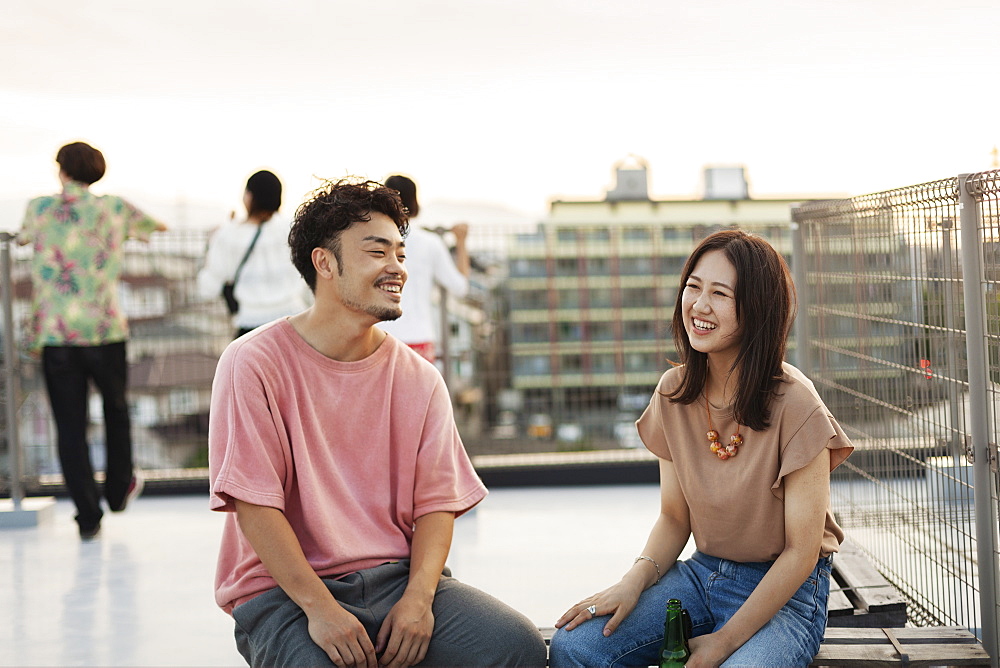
554;579;644;636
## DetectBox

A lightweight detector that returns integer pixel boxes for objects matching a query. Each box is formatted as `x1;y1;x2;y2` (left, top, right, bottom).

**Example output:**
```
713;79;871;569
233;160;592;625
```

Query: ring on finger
586;604;597;616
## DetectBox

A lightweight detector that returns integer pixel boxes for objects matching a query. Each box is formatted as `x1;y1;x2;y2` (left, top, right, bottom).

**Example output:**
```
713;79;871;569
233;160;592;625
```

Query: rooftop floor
1;484;673;667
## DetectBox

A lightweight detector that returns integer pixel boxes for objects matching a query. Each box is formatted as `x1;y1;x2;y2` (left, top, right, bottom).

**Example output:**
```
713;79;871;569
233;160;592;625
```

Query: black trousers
42;341;133;531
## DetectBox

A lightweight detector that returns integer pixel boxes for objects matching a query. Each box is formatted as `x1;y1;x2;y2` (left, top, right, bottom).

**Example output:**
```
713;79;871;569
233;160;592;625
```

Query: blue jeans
550;552;832;668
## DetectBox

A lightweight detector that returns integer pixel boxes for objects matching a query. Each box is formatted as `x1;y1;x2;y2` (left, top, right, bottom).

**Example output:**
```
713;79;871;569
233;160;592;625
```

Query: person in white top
197;170;310;337
377;175;469;364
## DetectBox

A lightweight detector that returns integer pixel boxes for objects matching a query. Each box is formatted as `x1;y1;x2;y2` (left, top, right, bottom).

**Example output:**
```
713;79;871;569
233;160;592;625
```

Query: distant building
504;160;803;445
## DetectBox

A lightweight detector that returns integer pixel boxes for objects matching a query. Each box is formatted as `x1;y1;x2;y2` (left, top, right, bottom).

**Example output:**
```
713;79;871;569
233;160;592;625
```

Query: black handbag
221;223;264;315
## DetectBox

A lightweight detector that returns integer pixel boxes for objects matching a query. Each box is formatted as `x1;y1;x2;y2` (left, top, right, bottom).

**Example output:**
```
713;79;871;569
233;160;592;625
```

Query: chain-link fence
792;171;1000;656
3;176;998;655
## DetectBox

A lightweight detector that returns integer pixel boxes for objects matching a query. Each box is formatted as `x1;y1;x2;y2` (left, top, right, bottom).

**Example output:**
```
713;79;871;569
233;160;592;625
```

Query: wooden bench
539;541;989;665
827;539;906;628
540;627;989;666
810;626;989;666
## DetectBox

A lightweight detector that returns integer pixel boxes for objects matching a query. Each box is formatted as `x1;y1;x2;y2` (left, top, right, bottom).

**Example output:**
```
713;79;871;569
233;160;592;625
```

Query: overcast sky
2;0;998;227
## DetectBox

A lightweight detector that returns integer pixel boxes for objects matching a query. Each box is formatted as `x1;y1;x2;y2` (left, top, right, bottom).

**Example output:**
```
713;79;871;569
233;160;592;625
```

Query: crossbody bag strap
232;222;265;287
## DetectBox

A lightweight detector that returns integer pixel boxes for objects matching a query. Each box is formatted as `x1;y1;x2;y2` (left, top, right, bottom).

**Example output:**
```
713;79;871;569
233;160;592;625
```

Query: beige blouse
636;362;854;562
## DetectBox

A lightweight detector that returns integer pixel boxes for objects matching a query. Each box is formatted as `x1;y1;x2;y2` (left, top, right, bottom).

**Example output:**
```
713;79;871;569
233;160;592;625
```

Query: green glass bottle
659;598;691;668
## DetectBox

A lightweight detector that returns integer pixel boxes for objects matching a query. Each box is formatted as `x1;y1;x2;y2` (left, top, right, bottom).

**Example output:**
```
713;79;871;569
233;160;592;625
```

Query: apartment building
504;160;802;445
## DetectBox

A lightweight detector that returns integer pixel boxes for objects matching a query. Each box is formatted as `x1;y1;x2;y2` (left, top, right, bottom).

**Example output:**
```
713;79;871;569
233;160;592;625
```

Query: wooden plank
821;627;980;642
811;643;990;667
811;627;990;667
833;539;906;626
827;585;856;618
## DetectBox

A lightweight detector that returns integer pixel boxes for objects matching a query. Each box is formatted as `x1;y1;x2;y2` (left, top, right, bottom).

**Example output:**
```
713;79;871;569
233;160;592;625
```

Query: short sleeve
118;197;161;241
771;406;854;500
429;234;469;298
18;197;49;245
636;383;671;460
19;203;36;245
412;379;487;519
208;343;290;513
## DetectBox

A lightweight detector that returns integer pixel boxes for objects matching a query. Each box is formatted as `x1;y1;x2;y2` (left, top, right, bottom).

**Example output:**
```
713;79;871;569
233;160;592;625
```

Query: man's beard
343;294;402;322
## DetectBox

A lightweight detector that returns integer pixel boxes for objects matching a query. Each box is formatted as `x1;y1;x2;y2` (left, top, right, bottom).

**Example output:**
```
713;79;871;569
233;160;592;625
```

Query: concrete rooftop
1;484;671;667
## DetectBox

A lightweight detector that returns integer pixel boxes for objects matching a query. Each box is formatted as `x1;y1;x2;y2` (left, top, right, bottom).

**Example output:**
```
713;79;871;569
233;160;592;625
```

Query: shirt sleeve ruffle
771;406;854;500
636;375;672;460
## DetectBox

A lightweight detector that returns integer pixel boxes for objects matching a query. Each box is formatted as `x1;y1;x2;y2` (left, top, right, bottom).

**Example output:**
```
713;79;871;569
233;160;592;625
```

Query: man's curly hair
288;178;409;291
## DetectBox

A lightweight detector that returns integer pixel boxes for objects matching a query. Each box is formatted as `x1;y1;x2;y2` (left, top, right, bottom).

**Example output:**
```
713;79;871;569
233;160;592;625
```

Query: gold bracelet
634;555;661;584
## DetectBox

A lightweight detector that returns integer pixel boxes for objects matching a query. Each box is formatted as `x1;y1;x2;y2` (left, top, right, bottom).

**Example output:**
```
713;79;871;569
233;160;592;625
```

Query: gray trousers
232;561;547;667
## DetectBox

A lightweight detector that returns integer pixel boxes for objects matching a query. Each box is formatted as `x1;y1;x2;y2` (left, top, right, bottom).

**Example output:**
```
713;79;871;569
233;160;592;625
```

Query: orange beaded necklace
705;394;742;460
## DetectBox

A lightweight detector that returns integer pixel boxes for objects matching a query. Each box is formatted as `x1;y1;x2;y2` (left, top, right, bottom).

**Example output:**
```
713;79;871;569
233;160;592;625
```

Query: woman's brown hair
664;229;796;431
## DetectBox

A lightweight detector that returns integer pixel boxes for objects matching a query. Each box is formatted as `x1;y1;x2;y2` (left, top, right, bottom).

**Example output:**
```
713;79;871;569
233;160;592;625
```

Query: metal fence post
958;173;1000;660
941;220;967;466
789;212;811;375
1;232;23;509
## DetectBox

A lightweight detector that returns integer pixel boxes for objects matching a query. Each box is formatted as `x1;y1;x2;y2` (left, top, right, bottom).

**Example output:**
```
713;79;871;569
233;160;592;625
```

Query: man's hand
374;592;434;668
306;602;378;668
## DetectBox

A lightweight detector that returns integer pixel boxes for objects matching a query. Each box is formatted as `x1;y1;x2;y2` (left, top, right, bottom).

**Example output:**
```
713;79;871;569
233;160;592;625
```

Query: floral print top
19;181;161;349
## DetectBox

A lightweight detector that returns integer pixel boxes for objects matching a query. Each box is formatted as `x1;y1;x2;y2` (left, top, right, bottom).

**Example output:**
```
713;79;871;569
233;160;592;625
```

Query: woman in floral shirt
19;141;166;540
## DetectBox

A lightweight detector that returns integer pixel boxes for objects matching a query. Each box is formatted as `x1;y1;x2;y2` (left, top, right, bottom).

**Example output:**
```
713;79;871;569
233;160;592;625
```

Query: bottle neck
660;607;690;667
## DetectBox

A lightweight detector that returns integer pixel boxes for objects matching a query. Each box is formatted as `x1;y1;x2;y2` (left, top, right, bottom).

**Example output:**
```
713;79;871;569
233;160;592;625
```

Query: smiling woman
549;230;854;668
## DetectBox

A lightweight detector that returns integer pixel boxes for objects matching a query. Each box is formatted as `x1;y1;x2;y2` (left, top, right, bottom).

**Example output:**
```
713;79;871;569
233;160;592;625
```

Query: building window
516;230;545;244
586;257;611;276
621;287;654;309
589;288;614;308
655;286;677;308
511;289;549;310
620;257;654;276
514;355;551;375
623;320;657;340
622;227;652;244
558;322;582;342
168;389;198;415
590;353;617;373
558;289;582;308
588;322;615;341
583;228;611;243
557;228;577;243
555;257;580;277
512;323;550;343
625;352;657;371
561;354;583;372
657;256;685;276
510;258;549;278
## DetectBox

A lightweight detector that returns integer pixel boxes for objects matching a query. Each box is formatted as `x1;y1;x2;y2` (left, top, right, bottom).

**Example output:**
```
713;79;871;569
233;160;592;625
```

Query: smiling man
208;179;546;668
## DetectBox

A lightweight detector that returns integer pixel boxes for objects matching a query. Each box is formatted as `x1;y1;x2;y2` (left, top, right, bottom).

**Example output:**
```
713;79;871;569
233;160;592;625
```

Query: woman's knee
549;623;610;668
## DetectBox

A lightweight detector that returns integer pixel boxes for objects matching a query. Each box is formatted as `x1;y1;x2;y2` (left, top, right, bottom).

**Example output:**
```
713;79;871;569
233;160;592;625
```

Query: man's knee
478;614;547;667
428;582;547;666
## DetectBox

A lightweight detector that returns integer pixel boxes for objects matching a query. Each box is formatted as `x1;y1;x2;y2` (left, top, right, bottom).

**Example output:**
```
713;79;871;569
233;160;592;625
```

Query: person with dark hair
197;169;309;338
209;178;546;668
377;174;469;365
18;141;167;540
550;230;854;667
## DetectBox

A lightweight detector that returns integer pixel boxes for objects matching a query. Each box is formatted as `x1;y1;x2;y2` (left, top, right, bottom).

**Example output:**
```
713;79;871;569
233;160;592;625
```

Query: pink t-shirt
209;319;488;613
